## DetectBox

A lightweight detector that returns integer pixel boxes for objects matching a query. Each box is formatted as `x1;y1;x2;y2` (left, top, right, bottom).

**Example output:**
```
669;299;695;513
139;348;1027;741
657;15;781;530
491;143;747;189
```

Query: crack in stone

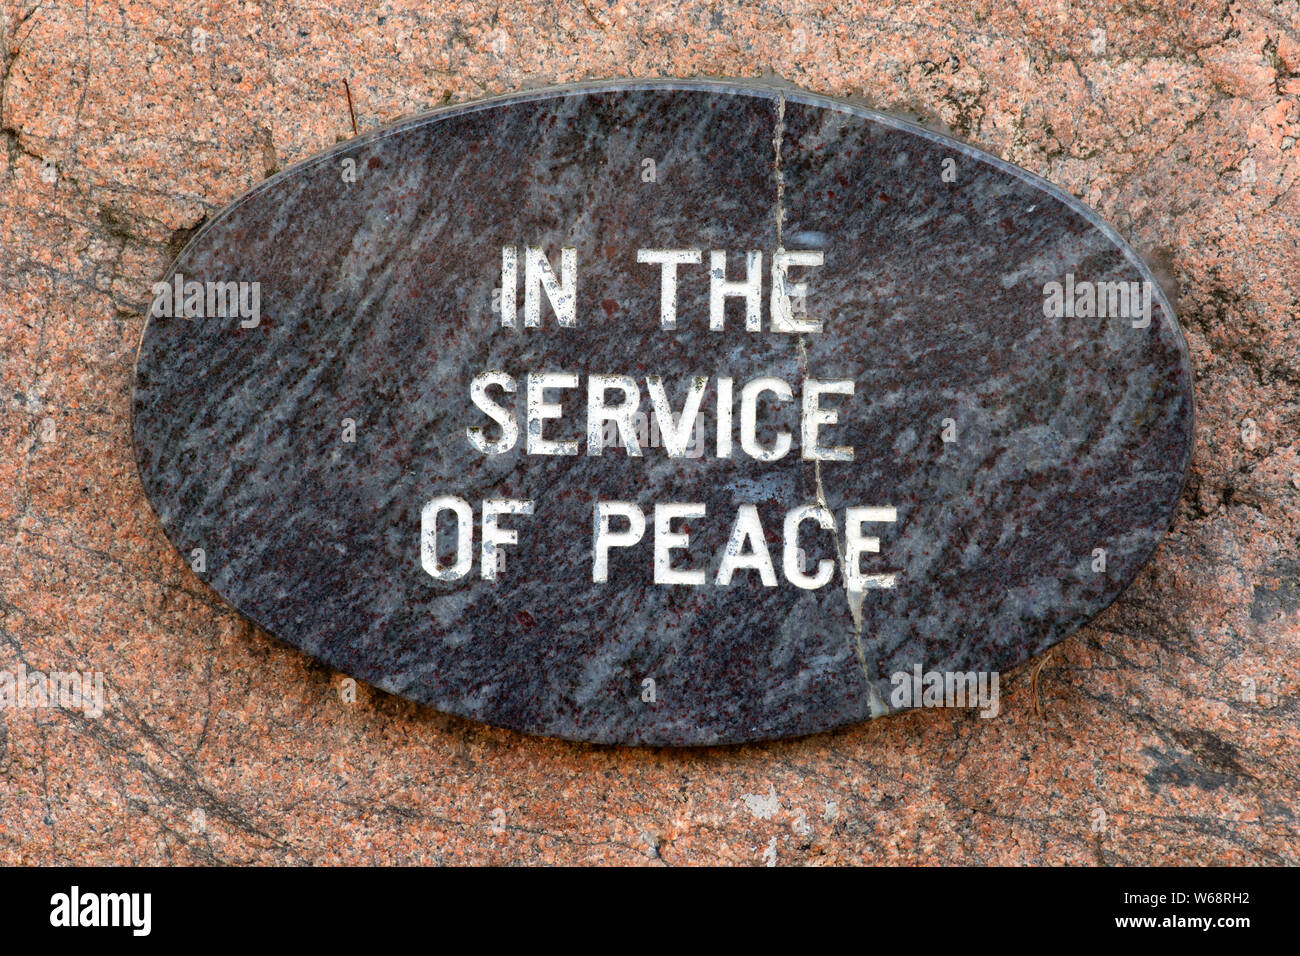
772;91;885;713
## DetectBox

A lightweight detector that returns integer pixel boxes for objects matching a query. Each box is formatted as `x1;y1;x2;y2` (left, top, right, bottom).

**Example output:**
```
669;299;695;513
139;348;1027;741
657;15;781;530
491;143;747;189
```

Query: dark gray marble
132;80;1194;745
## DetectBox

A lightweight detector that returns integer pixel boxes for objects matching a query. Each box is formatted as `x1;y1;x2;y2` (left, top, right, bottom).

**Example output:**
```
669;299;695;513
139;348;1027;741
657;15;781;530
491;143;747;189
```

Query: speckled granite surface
2;0;1297;860
132;82;1192;744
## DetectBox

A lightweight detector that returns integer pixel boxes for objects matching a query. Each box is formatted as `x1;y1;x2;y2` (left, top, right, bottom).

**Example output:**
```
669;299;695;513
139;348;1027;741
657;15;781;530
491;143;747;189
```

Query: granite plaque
133;80;1194;745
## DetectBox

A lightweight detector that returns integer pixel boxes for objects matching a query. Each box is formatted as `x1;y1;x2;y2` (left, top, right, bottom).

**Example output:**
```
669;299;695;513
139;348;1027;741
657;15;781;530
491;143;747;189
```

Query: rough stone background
0;0;1296;865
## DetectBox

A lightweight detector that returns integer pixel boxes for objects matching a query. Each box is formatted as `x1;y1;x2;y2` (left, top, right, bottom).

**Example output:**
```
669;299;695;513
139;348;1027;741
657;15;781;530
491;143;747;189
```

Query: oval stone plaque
133;80;1193;745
